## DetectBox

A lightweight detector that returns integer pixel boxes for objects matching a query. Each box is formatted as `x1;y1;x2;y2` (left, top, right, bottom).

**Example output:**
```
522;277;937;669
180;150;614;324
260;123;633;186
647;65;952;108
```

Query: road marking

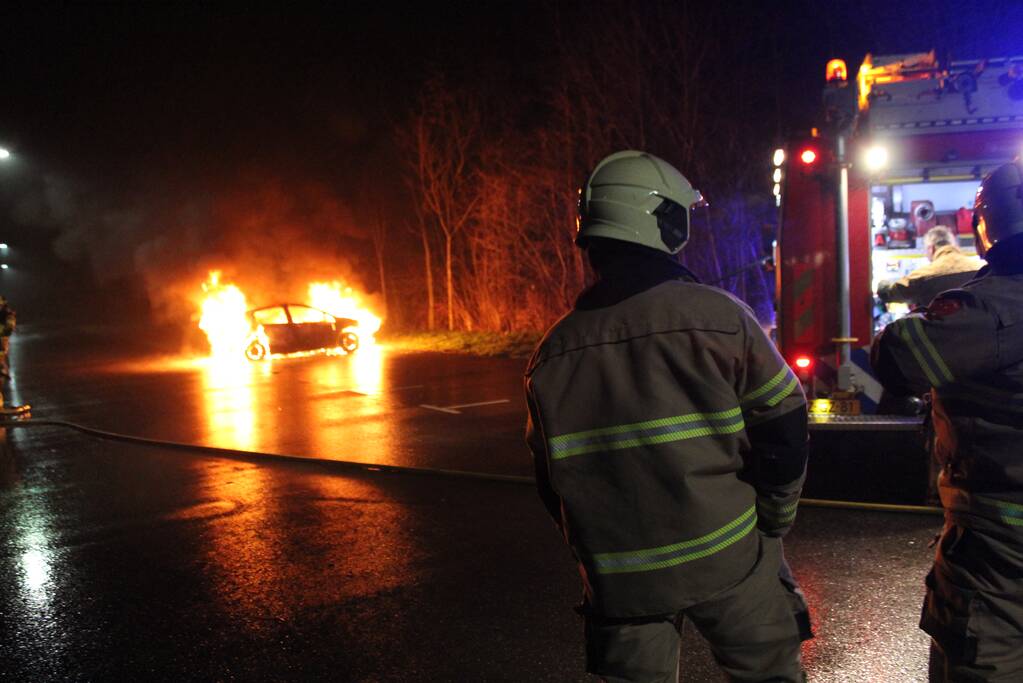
420;399;510;415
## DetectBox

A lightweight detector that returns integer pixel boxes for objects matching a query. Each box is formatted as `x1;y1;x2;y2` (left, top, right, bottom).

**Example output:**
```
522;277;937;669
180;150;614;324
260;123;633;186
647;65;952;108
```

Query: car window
288;305;331;324
252;307;289;325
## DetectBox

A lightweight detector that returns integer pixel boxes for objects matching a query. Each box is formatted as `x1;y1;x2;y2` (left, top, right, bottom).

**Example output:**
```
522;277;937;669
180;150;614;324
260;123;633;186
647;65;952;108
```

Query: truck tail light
799;148;818;165
792;355;815;383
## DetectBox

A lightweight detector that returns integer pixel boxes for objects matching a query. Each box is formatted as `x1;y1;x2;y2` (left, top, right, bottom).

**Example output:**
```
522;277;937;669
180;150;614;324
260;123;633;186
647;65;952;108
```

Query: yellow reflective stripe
763;377;799;408
592;507;757;574
760;499;798;523
548;407;742;446
741;367;798;416
969;494;1023;527
741;366;789;405
897;321;941;387
548;408;745;460
910;317;953;384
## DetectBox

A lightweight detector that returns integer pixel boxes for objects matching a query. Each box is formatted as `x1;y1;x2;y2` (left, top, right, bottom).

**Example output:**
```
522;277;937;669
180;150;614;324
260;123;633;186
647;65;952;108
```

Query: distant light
773;183;782;196
773;148;785;166
794;355;813;369
800;149;818;165
775;194;782;207
0;148;9;160
826;58;848;83
863;145;889;172
1;264;9;270
0;244;8;250
773;168;782;183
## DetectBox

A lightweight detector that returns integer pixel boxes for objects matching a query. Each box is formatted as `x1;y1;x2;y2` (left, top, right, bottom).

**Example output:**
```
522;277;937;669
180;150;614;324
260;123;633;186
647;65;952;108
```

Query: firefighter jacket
525;261;808;618
877;244;980;309
872;252;1023;534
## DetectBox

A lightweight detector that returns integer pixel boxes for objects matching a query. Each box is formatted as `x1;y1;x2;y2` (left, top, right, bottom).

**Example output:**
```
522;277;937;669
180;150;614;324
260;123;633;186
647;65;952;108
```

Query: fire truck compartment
869;179;985;296
805;415;931;504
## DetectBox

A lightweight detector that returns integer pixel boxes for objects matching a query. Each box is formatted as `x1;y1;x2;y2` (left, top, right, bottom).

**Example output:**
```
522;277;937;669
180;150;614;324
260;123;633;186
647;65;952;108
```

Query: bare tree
407;76;482;331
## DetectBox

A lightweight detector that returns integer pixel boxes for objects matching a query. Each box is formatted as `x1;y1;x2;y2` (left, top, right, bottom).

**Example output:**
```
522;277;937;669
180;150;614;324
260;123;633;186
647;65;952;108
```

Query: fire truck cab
773;52;1023;502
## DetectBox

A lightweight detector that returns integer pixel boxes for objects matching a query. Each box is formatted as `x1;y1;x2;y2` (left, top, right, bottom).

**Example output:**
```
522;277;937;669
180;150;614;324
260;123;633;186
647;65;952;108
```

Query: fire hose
0;410;941;515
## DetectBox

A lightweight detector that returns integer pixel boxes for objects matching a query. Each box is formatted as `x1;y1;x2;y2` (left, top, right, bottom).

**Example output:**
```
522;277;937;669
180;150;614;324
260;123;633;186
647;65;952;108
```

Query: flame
196;272;382;360
198;271;256;358
308;281;382;342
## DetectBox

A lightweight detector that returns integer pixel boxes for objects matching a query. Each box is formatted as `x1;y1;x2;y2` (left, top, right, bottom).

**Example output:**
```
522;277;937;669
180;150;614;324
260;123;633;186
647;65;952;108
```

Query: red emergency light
799;148;818;165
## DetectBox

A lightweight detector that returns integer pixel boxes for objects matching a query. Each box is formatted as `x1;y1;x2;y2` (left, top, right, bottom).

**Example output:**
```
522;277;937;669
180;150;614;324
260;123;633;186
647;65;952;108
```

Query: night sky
1;1;1021;326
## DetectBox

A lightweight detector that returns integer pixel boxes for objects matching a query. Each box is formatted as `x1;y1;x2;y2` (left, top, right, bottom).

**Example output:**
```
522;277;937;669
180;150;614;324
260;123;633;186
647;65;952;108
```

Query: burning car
243;303;360;360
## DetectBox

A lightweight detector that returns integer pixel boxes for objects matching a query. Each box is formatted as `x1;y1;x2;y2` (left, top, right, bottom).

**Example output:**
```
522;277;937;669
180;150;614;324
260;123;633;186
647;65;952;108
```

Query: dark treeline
379;2;784;333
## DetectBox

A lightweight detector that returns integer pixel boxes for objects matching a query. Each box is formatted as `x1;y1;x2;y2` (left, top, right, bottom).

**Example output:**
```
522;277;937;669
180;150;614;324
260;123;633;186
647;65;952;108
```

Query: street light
0;148;10;161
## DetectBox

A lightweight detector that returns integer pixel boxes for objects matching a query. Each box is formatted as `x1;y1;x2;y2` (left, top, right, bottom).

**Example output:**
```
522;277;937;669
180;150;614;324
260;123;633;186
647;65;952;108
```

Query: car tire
339;331;359;353
245;340;268;361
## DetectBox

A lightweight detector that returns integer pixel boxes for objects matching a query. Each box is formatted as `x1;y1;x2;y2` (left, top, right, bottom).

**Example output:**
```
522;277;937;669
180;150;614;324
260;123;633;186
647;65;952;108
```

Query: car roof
247;303;331;315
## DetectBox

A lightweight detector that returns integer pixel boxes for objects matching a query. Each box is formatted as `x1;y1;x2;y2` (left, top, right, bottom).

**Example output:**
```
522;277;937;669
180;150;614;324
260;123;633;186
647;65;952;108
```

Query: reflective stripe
591;506;757;574
548;408;744;460
759;499;798;525
975;495;1023;527
742;366;799;412
900;317;954;387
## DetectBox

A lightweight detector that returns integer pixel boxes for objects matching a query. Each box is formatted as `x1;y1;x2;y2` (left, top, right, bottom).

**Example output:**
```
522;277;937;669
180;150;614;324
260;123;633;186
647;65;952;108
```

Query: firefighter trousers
584;535;808;683
923;521;1023;682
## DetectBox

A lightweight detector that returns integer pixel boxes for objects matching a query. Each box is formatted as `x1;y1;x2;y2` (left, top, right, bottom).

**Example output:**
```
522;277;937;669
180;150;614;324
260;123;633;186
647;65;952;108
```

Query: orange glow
198;271;257;359
826;58;847;83
197;272;382;360
799;149;818;165
975;215;992;257
308;281;382;342
857;51;937;111
794;356;813;369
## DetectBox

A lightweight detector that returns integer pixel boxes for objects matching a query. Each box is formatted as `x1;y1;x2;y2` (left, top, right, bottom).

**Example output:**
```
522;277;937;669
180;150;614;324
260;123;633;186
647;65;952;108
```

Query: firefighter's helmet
577;150;705;255
973;159;1023;258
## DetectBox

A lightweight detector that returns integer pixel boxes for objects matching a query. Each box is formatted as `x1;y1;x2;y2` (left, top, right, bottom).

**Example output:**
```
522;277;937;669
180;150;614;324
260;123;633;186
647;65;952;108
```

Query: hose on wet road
0;415;942;514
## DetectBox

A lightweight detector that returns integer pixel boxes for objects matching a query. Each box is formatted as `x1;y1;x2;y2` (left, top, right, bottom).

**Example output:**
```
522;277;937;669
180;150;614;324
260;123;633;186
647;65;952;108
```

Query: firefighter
525;151;811;682
871;159;1023;681
877;226;980;310
0;296;15;378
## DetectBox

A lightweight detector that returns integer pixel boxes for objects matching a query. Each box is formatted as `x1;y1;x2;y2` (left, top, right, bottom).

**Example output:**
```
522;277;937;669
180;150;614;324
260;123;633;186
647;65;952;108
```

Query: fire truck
773;52;1023;503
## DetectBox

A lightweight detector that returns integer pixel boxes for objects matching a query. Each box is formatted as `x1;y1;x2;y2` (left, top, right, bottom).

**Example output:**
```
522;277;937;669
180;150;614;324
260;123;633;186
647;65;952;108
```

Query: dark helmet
973;159;1023;258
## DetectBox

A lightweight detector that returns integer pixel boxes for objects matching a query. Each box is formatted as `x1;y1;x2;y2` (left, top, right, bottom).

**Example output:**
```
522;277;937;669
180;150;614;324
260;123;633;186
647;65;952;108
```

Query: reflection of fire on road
196;271;382;359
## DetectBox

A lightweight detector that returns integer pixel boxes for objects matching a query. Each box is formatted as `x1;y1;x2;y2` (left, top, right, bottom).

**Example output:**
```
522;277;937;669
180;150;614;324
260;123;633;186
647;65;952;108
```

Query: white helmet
577;150;706;255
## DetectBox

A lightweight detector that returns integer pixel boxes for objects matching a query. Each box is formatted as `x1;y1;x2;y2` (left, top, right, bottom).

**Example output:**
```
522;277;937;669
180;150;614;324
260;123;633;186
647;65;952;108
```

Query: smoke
142;176;375;325
2;167;380;331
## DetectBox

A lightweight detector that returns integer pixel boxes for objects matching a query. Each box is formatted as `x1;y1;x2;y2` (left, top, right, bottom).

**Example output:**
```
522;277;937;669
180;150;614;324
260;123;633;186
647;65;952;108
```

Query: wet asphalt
0;326;942;681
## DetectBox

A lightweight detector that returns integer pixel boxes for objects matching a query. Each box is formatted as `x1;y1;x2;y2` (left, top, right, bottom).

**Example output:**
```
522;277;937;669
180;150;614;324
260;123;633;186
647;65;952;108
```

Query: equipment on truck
774;51;1022;411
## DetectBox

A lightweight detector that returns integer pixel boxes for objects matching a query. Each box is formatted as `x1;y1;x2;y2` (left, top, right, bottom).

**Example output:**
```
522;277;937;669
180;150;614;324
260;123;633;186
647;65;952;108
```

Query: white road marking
420;399;510;415
420;405;461;414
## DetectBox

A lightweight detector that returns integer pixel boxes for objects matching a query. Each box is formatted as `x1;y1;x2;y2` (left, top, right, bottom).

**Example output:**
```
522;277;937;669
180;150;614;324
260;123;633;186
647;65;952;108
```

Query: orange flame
308;281;382;343
197;272;382;360
198;271;255;358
